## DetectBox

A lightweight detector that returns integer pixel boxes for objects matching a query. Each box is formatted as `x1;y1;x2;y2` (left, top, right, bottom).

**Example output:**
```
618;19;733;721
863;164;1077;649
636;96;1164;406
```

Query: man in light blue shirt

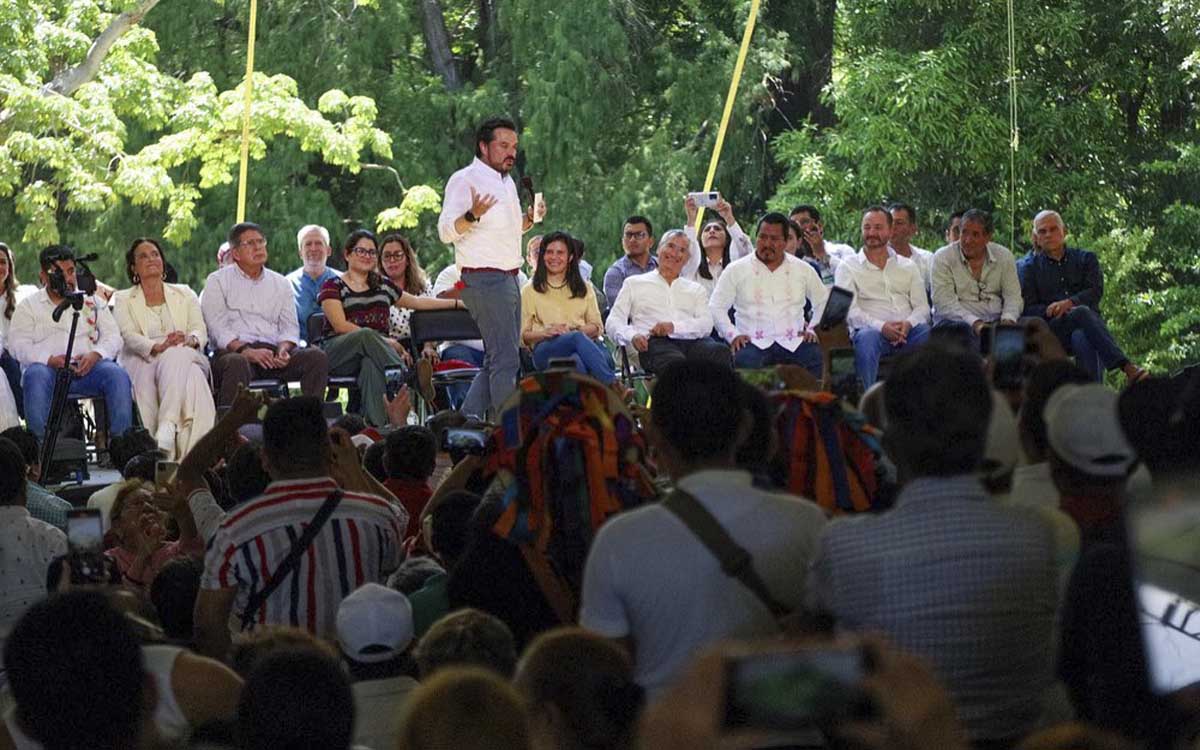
286;224;341;338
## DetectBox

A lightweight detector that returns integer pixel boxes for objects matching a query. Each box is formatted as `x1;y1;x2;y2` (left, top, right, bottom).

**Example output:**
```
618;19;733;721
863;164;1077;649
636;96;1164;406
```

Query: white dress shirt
708;253;829;352
605;271;713;346
201;263;300;350
834;248;930;332
8;288;123;369
681;223;754;296
891;244;934;293
437;157;523;271
930;242;1023;326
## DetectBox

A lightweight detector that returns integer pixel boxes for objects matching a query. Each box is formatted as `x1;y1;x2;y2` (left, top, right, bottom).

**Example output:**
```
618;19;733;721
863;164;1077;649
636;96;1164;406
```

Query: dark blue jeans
23;360;133;440
1046;306;1125;382
852;323;931;386
532;332;616;383
734;341;823;378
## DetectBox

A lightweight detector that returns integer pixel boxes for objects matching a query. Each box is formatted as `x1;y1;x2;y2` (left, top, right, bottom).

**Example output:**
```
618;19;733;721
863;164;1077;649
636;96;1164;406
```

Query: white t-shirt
579;469;827;696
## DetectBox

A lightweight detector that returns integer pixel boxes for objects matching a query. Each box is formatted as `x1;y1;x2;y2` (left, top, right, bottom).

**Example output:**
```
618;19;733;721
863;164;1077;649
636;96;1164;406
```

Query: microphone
74;253;100;263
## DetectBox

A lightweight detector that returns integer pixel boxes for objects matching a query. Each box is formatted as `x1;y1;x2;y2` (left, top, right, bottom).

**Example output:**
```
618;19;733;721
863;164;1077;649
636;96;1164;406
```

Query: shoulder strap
661;488;790;618
240;490;344;631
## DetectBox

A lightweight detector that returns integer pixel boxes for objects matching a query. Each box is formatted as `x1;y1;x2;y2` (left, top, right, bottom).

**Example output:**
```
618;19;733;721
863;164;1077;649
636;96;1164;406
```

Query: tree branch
45;0;163;97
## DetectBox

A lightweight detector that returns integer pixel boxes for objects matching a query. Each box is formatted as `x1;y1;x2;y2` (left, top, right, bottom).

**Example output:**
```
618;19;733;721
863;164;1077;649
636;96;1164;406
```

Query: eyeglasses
238;238;267;248
351;246;379;257
623;231;648;240
381;252;406;262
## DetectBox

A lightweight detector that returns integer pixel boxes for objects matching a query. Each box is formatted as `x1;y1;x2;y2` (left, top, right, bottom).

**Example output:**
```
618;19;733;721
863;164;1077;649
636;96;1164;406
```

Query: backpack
771;391;885;515
483;370;657;621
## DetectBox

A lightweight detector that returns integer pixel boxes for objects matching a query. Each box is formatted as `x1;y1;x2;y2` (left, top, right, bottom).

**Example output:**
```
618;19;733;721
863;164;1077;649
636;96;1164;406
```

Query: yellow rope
236;0;259;223
694;0;762;233
1007;0;1019;250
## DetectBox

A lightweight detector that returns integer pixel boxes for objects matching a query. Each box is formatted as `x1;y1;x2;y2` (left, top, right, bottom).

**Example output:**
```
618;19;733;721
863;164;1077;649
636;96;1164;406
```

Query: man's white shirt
834;248;930;332
890;244;934;294
201;264;300;350
437;157;523;271
604;271;713;346
708;253;829;352
8;289;122;368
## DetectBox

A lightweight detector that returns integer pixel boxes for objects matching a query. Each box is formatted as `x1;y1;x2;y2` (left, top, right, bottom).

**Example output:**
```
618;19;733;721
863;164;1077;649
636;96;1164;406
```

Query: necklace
547;278;569;289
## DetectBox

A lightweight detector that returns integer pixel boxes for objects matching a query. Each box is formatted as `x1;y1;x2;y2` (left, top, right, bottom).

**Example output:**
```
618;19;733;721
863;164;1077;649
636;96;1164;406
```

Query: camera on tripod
43;245;98;301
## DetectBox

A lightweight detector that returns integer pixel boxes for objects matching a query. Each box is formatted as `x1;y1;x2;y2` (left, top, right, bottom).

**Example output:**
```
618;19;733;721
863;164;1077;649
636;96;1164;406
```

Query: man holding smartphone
437;117;535;420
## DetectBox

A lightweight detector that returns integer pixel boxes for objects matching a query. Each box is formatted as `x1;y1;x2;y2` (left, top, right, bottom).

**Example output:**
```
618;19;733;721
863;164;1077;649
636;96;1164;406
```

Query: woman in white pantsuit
113;238;215;460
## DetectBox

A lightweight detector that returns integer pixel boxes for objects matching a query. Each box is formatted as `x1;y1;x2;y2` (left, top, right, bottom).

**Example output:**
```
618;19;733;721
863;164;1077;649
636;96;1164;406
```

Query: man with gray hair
606;230;731;373
287;223;341;336
1018;210;1146;383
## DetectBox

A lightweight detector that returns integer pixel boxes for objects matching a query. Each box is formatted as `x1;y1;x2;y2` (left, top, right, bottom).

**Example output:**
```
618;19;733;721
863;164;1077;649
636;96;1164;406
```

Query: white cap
336;583;414;663
983;389;1019;481
1044;384;1136;477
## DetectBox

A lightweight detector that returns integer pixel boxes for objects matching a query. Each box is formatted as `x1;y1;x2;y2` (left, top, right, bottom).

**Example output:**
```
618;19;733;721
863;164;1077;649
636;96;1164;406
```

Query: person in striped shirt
194;396;406;659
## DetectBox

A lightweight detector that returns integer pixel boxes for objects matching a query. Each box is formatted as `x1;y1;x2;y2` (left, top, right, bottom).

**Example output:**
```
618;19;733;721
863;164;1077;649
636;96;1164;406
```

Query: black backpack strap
661;488;790;618
240;490;344;631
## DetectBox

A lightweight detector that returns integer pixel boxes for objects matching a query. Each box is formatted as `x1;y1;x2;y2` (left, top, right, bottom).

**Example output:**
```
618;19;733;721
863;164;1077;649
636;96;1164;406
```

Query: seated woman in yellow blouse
520;231;616;384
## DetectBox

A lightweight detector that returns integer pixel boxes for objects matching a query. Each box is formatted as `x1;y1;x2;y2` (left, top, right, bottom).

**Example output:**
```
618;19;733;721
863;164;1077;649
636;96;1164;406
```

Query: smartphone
442;428;488;456
546;356;579;371
384;365;408;400
723;645;875;732
66;508;108;583
155;460;179;488
687;191;720;209
533;192;546;223
1126;482;1200;694
817;286;854;330
990;324;1025;389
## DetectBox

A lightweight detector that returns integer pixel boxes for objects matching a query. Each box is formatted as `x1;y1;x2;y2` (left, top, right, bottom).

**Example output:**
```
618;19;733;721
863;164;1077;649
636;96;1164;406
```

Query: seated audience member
0;426;71;531
605;230;731;373
9;245;129;439
378;232;436;351
709;213;829;375
681;196;752;295
1013;361;1093;510
0;242;25;413
319;229;458;426
106;479;203;588
383;425;438;538
201;221;330;408
515;627;645;750
1118;373;1200;489
603;215;657;304
521;231;617;385
223;441;271;508
790;204;855;282
808;343;1060;745
408;489;481;637
236;648;355;750
414;607;519;679
397;667;529;750
113;238;215;459
362;439;388;481
286;223;341;336
1018;210;1147;383
193;396;406;658
889;202;934;293
336;583;420;750
229;624;340;679
150;556;203;644
0;437;66;664
87;427;160;528
580;360;827;695
834;206;931;386
946;210;964;243
931;208;1022;341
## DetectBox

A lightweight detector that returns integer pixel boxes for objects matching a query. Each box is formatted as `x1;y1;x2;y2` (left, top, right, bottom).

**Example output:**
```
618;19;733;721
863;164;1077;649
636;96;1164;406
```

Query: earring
132;273;141;284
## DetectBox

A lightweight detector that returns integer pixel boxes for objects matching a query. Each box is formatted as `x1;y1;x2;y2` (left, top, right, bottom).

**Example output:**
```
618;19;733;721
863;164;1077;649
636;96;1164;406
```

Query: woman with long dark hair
0;242;23;412
681;196;752;295
520;231;616;384
319;229;458;426
376;232;438;360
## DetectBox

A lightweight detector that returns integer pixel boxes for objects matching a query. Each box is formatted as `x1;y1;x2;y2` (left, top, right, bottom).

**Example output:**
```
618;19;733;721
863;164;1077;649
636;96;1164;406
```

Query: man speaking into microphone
438;117;535;419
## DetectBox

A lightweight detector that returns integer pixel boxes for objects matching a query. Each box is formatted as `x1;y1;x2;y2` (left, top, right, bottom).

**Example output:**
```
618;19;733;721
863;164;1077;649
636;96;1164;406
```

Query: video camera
43;245;98;299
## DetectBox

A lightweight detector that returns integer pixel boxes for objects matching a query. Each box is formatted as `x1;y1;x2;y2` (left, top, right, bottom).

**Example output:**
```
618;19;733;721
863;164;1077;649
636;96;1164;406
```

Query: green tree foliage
771;0;1200;369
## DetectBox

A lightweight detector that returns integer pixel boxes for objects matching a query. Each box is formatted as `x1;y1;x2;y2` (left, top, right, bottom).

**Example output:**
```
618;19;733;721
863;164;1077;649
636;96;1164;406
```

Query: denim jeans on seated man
532;331;616;384
733;341;823;377
440;343;485;410
1047;306;1124;382
852;323;931;387
23;360;133;439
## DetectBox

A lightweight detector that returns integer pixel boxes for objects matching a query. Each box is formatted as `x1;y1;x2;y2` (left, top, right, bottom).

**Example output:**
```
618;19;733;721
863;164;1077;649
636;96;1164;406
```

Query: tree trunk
478;0;500;67
419;0;463;91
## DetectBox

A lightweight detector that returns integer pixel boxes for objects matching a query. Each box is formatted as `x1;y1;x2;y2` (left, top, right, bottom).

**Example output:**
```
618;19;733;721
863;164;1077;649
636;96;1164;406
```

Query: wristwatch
464;210;478;224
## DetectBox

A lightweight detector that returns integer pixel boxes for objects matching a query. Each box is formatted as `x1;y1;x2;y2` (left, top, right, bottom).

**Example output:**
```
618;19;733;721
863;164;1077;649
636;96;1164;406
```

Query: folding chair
409;309;483;421
305;312;362;403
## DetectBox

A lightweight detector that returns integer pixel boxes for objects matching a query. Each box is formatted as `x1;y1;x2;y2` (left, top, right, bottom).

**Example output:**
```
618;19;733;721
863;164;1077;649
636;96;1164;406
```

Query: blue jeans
734;341;823;378
532;332;616;383
440;344;485;410
458;270;522;420
23;360;134;440
1046;306;1125;382
852;323;931;386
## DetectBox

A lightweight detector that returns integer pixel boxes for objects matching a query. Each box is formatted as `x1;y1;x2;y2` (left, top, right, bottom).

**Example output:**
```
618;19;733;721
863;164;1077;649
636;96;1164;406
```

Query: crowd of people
0;116;1194;750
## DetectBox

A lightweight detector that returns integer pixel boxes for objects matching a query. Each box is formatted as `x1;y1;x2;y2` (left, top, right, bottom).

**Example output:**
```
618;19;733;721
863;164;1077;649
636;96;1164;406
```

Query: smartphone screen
66;509;104;556
384;365;408;400
723;647;870;731
1126;483;1200;693
155;460;179;487
442;428;488;455
818;286;854;329
990;325;1025;389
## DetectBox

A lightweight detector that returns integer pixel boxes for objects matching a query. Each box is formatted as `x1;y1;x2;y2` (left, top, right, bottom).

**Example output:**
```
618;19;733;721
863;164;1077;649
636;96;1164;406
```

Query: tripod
38;292;86;484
